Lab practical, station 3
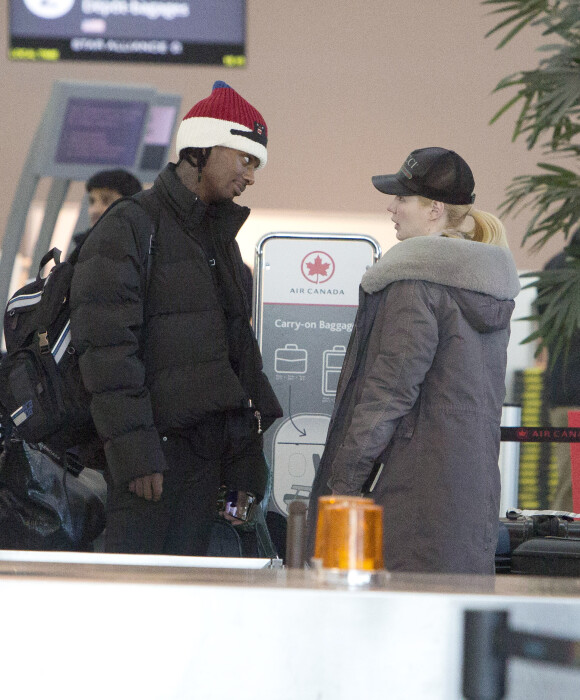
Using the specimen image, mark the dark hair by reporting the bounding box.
[179,147,212,179]
[85,169,142,197]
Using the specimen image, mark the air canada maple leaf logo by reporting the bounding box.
[301,251,335,284]
[517,429,528,439]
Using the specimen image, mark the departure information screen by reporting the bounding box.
[55,98,148,166]
[9,0,246,65]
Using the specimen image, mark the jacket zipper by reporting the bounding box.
[248,398,262,434]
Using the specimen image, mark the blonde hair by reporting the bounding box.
[418,197,509,248]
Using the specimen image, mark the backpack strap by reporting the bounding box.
[70,193,159,290]
[37,248,61,280]
[130,191,160,295]
[68,196,132,265]
[131,189,161,229]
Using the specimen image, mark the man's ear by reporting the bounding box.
[178,148,202,167]
[184,149,198,167]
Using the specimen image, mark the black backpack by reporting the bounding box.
[0,194,158,462]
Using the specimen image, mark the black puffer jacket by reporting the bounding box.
[70,164,281,486]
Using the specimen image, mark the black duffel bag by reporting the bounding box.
[0,438,106,551]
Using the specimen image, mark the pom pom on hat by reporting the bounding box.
[176,81,268,168]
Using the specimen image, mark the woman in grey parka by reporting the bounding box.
[308,147,520,574]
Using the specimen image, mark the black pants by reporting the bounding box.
[105,416,226,555]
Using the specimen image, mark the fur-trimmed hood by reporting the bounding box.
[361,236,521,300]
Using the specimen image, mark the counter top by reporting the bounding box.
[1,549,579,600]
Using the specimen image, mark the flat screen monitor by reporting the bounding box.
[34,81,181,182]
[55,97,148,166]
[9,0,246,65]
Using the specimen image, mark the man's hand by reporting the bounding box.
[129,473,163,501]
[219,510,245,526]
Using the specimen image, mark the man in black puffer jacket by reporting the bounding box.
[70,82,282,554]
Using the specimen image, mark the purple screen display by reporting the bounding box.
[55,98,148,166]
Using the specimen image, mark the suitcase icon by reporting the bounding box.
[274,344,308,374]
[322,345,346,396]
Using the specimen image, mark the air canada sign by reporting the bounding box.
[291,251,344,296]
[518,428,580,440]
[301,251,335,284]
[259,236,373,306]
[501,427,580,442]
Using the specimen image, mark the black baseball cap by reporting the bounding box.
[372,147,475,205]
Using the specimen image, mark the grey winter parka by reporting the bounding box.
[70,164,281,487]
[308,236,521,574]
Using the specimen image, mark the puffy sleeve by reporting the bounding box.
[329,280,440,494]
[70,202,167,486]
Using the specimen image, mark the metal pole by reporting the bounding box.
[30,178,71,273]
[499,404,522,516]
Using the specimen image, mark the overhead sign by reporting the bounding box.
[10,0,246,65]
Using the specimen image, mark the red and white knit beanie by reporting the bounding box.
[175,81,268,168]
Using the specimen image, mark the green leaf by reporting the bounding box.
[483,0,550,46]
[485,0,580,359]
[489,92,526,126]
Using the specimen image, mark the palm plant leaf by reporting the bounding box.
[498,163,580,249]
[484,0,580,359]
[490,46,580,149]
[484,0,549,48]
[520,261,580,365]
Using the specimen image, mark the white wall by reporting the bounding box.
[0,0,569,272]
